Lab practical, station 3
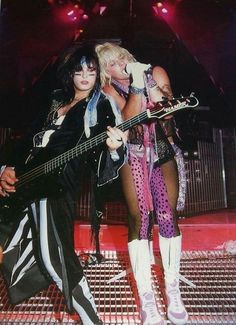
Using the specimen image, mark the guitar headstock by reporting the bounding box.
[149,93,199,119]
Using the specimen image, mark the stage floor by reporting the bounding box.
[0,209,236,324]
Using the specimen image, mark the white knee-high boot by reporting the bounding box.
[128,239,165,325]
[159,234,188,325]
[128,239,152,294]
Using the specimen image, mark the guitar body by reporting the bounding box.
[0,149,66,224]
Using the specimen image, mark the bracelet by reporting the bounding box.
[148,80,157,89]
[129,85,145,95]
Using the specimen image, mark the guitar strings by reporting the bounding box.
[16,111,149,188]
[16,97,197,189]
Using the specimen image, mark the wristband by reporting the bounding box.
[0,165,6,177]
[148,79,157,89]
[129,85,145,95]
[109,150,119,161]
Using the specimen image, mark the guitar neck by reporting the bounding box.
[17,94,198,188]
[17,110,149,189]
[45,109,149,169]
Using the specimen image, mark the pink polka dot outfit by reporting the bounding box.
[112,79,178,239]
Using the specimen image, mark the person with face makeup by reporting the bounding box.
[96,42,188,325]
[0,45,127,325]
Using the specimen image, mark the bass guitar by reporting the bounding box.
[0,94,199,221]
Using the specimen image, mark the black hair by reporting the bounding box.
[56,45,101,104]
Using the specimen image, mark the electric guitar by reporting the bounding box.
[0,94,199,221]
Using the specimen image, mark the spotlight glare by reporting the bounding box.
[67,10,74,16]
[152,6,159,15]
[82,14,89,20]
[162,7,168,14]
[157,2,163,8]
[99,6,107,15]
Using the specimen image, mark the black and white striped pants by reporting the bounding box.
[3,197,100,324]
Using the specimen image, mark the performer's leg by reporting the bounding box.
[0,246,2,264]
[120,163,164,325]
[148,212,156,265]
[3,212,36,283]
[150,161,188,325]
[2,203,51,304]
[39,198,102,325]
[171,144,187,212]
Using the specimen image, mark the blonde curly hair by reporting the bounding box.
[95,42,136,87]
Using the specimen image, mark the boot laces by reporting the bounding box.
[143,301,159,319]
[141,292,163,323]
[168,287,182,312]
[167,280,186,314]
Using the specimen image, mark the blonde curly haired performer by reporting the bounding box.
[96,42,188,325]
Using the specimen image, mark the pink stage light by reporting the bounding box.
[152,5,159,15]
[56,6,80,23]
[162,7,168,14]
[67,10,74,16]
[82,14,89,20]
[99,6,107,15]
[153,2,173,19]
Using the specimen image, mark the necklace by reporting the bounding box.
[111,79,129,94]
[112,78,150,106]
